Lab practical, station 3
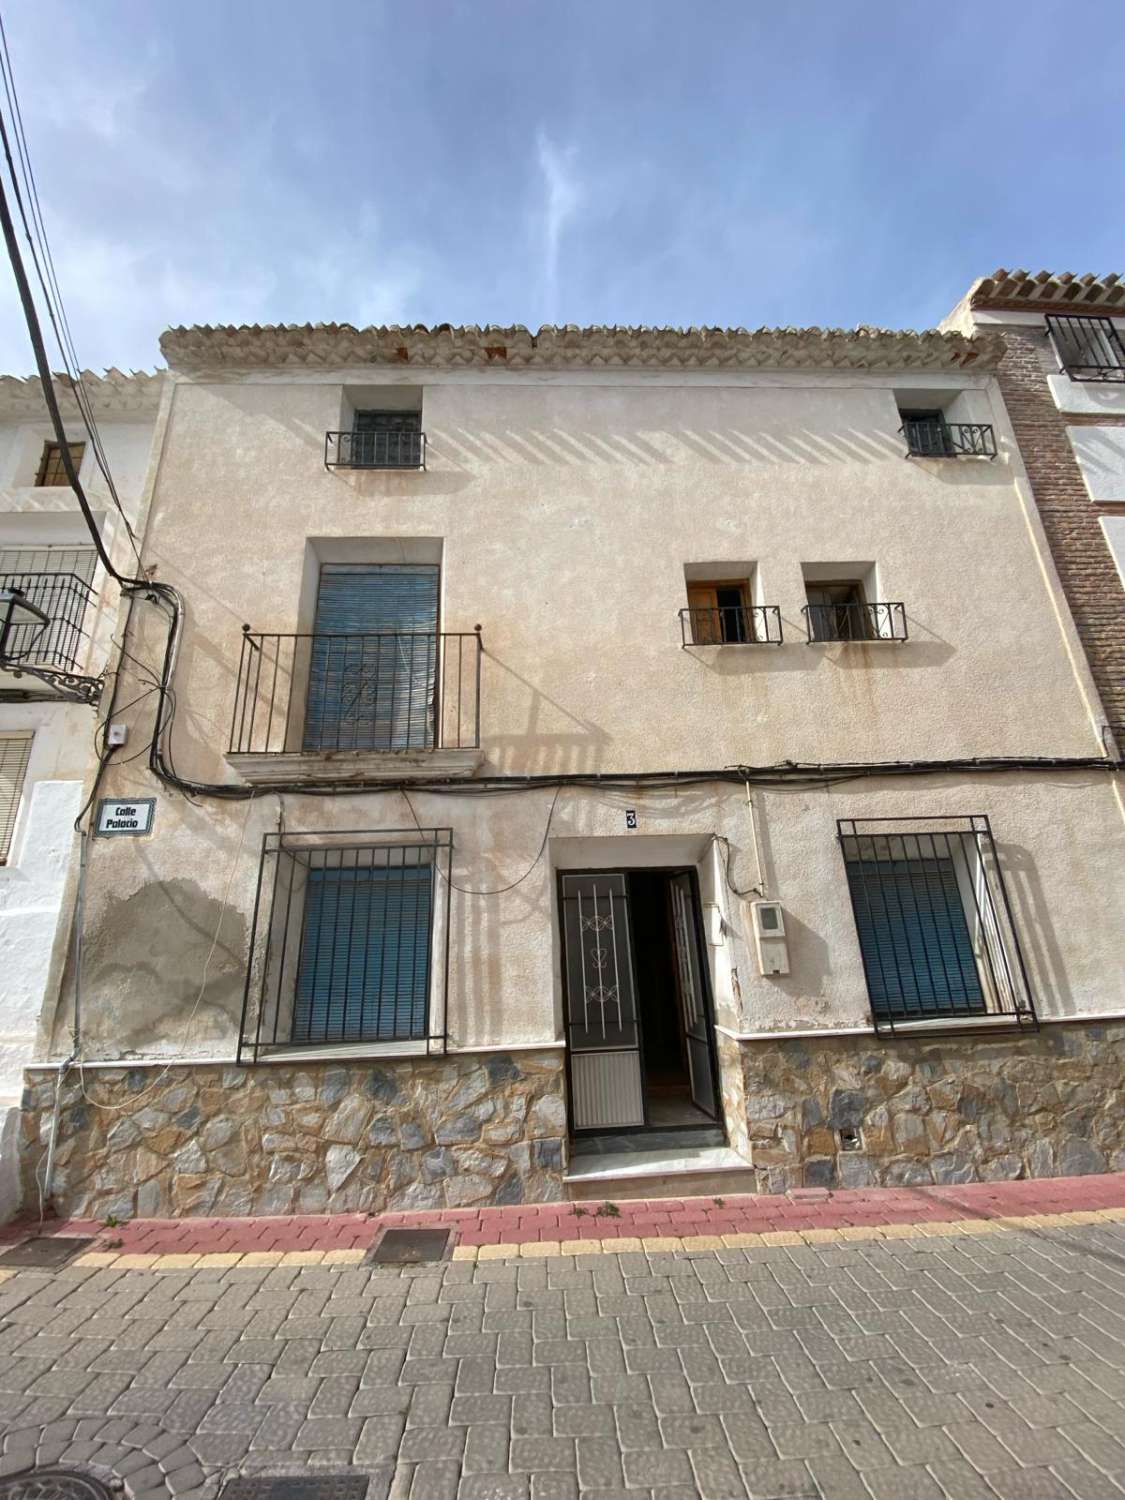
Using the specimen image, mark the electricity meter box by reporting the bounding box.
[748,900,790,976]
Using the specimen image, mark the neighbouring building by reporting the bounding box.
[944,270,1125,753]
[17,319,1125,1222]
[0,368,162,1218]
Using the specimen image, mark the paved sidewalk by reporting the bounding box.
[6,1173,1125,1265]
[1,1191,1125,1498]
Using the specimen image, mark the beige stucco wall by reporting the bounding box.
[34,363,1123,1069]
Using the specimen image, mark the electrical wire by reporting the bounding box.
[402,784,563,895]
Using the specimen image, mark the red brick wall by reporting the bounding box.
[994,327,1125,747]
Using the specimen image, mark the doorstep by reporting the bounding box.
[563,1143,758,1201]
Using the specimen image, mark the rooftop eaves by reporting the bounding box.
[159,321,1003,376]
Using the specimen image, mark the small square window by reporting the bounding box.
[0,734,33,864]
[35,441,85,488]
[804,579,870,641]
[685,579,752,644]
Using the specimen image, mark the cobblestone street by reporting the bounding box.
[2,1208,1125,1499]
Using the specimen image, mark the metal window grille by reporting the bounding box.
[325,413,426,470]
[0,734,32,863]
[35,441,85,487]
[0,547,98,671]
[802,600,907,642]
[900,417,996,459]
[1045,314,1125,382]
[838,816,1038,1036]
[679,604,783,645]
[238,828,453,1061]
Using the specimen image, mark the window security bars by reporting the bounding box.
[1045,314,1125,382]
[238,828,453,1061]
[838,816,1038,1036]
[230,628,482,755]
[0,572,96,672]
[679,604,783,645]
[901,418,997,459]
[0,735,32,863]
[803,601,907,643]
[325,429,427,470]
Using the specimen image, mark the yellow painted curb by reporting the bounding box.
[279,1250,325,1266]
[603,1237,644,1253]
[196,1252,246,1268]
[641,1237,683,1253]
[1101,1206,1125,1221]
[721,1232,765,1248]
[476,1244,514,1260]
[152,1253,201,1269]
[321,1248,367,1264]
[799,1228,842,1244]
[760,1230,803,1246]
[113,1253,159,1267]
[451,1246,479,1262]
[520,1241,561,1258]
[682,1235,726,1251]
[73,1251,122,1267]
[836,1226,883,1242]
[239,1250,286,1266]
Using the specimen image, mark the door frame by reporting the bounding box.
[558,863,724,1138]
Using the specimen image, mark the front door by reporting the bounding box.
[560,872,645,1130]
[667,872,719,1119]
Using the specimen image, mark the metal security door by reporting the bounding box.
[668,872,719,1118]
[560,873,645,1130]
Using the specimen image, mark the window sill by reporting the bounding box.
[226,746,483,785]
[872,1011,1038,1038]
[253,1039,438,1064]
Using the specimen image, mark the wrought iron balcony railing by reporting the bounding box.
[325,429,427,470]
[230,628,481,756]
[1045,313,1125,383]
[803,601,907,643]
[0,571,96,673]
[679,605,783,645]
[901,418,997,459]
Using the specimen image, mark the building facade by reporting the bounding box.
[17,321,1125,1222]
[0,368,161,1218]
[944,270,1125,752]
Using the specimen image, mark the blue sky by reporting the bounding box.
[1,0,1123,373]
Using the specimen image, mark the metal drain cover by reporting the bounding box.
[0,1237,93,1269]
[0,1469,116,1500]
[220,1479,368,1500]
[367,1227,454,1265]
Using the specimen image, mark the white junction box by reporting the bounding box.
[748,900,790,976]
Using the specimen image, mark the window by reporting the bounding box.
[35,441,85,488]
[804,579,870,641]
[899,409,955,458]
[1046,314,1125,383]
[685,580,752,644]
[0,734,32,864]
[838,816,1037,1034]
[239,828,452,1060]
[352,409,424,468]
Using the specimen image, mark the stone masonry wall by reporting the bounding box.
[741,1020,1125,1193]
[20,1050,566,1220]
[997,326,1125,745]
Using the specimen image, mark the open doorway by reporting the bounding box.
[560,867,723,1139]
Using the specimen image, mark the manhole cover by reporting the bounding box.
[0,1469,116,1500]
[0,1237,93,1269]
[366,1227,454,1265]
[220,1480,367,1500]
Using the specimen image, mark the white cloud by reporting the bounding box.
[534,132,582,324]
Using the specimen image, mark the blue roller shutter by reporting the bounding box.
[304,564,439,750]
[844,857,985,1021]
[292,862,433,1042]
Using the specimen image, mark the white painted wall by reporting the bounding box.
[0,395,160,1217]
[1102,516,1125,586]
[1068,426,1125,501]
[41,365,1123,1077]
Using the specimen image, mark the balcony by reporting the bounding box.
[227,627,482,784]
[803,601,907,643]
[0,571,96,680]
[679,604,783,645]
[901,418,996,459]
[324,429,427,470]
[1046,314,1125,383]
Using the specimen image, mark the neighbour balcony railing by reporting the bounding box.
[901,419,996,459]
[679,605,783,645]
[803,601,907,643]
[1045,314,1125,383]
[230,628,481,756]
[324,429,427,470]
[0,571,96,673]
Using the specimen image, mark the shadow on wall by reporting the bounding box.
[52,876,247,1057]
[481,649,610,776]
[996,837,1075,1016]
